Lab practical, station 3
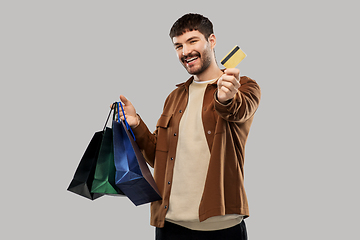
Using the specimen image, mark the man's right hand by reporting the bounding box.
[110,95,140,128]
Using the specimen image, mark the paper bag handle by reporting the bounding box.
[117,101,136,141]
[103,103,117,132]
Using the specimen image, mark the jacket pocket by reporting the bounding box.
[211,108,225,134]
[155,114,172,152]
[156,114,172,128]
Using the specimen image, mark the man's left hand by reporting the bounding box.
[217,68,241,104]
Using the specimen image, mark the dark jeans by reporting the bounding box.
[156,220,247,240]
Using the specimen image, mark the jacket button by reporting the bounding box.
[174,133,177,136]
[164,205,168,209]
[170,157,174,161]
[168,181,171,185]
[207,130,212,134]
[179,110,182,113]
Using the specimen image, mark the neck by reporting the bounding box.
[193,62,223,82]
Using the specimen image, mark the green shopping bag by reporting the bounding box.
[91,105,124,196]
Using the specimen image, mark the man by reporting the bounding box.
[117,13,260,240]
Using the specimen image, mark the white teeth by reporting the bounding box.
[186,57,198,63]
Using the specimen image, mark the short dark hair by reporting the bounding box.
[169,13,214,40]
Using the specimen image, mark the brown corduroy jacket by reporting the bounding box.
[132,75,261,228]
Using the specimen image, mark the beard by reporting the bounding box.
[181,47,212,76]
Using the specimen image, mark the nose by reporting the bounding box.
[182,44,192,57]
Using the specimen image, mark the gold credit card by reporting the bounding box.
[221,45,246,68]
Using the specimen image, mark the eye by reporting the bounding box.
[175,45,183,50]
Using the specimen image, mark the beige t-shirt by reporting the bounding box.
[165,79,243,231]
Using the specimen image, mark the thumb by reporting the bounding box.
[120,95,131,105]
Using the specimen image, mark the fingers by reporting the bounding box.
[217,69,241,103]
[222,68,240,87]
[224,68,240,80]
[111,103,126,122]
[117,109,126,121]
[110,100,119,108]
[218,74,240,92]
[219,83,236,94]
[110,95,137,124]
[110,96,131,108]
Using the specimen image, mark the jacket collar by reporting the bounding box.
[175,69,225,90]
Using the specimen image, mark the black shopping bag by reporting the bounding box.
[67,131,104,200]
[113,102,161,206]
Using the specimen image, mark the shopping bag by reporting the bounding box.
[67,131,104,200]
[113,102,161,206]
[91,105,125,196]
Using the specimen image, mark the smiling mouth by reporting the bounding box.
[185,56,198,64]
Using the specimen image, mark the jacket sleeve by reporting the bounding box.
[214,76,261,123]
[132,115,157,168]
[131,94,172,168]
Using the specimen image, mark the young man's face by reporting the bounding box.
[172,30,214,76]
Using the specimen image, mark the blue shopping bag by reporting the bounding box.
[112,102,162,206]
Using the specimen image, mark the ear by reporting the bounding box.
[208,34,216,50]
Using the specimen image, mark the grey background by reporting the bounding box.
[1,0,359,239]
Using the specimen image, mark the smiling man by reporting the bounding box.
[174,31,215,78]
[117,13,261,240]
